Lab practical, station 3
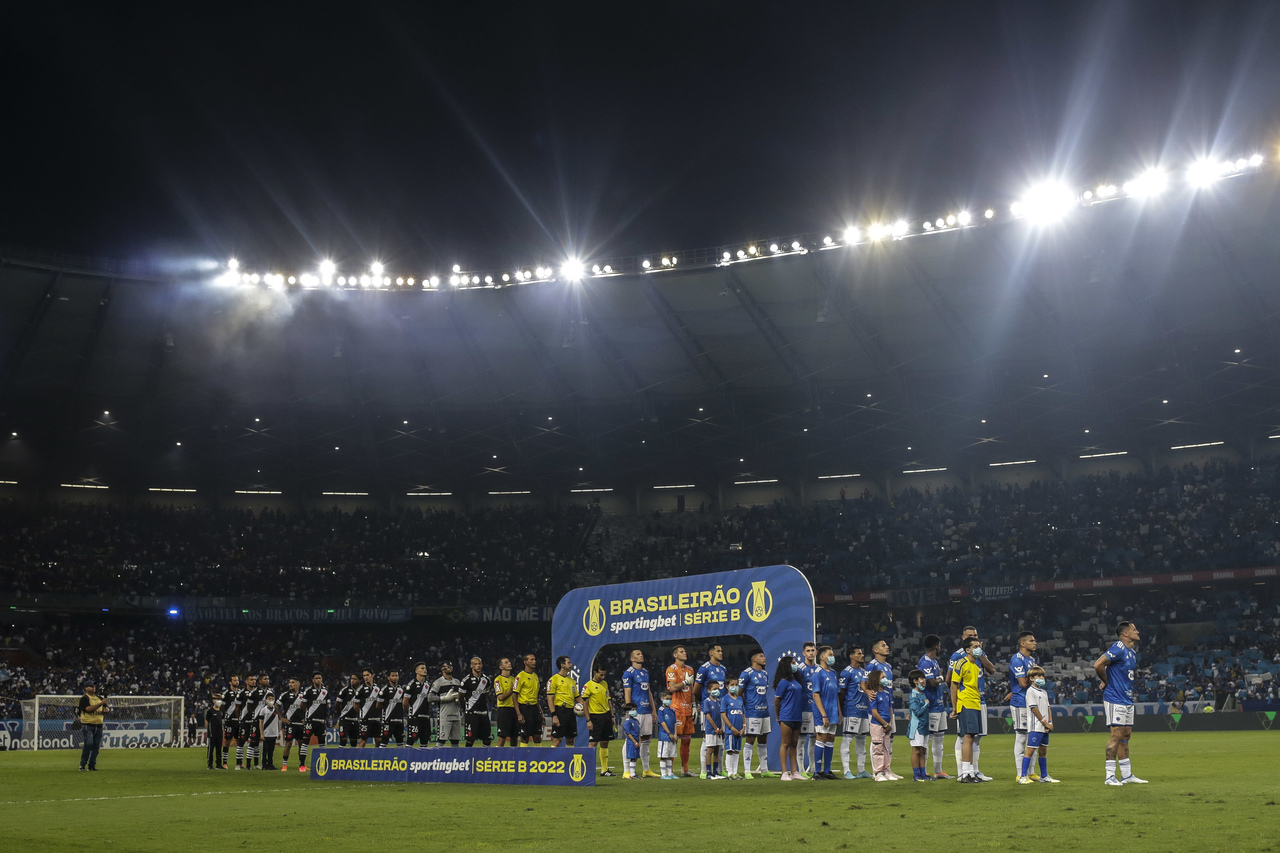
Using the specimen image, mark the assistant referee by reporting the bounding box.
[547,655,579,747]
[581,663,615,777]
[515,653,543,745]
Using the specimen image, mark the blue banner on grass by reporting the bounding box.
[309,746,595,786]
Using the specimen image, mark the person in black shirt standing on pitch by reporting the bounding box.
[355,669,380,747]
[403,663,432,747]
[297,671,329,774]
[240,674,266,769]
[335,674,360,747]
[278,678,307,772]
[460,657,494,747]
[205,693,226,769]
[222,675,243,770]
[377,669,406,747]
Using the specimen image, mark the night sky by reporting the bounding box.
[4,1,1279,272]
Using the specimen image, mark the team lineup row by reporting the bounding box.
[199,622,1146,786]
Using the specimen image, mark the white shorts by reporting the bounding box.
[801,711,814,734]
[636,713,654,737]
[658,740,677,759]
[1011,707,1029,733]
[703,732,721,748]
[745,716,771,736]
[909,731,927,748]
[843,716,870,735]
[1105,701,1134,728]
[816,723,838,736]
[928,711,948,734]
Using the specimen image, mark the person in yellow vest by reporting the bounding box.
[547,656,580,747]
[78,683,109,771]
[514,654,543,745]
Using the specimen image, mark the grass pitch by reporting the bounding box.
[2,733,1276,852]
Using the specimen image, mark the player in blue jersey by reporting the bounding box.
[948,626,996,780]
[700,680,726,780]
[739,648,775,778]
[721,676,746,778]
[656,692,678,779]
[622,649,659,778]
[1093,621,1147,785]
[918,635,948,779]
[798,640,820,777]
[1006,631,1038,780]
[810,645,841,779]
[839,646,872,779]
[694,643,727,778]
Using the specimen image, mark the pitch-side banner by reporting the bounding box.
[309,746,595,786]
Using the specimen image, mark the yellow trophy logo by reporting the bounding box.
[569,753,587,782]
[582,599,605,636]
[315,751,328,777]
[745,580,773,622]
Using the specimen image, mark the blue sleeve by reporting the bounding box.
[1103,642,1122,663]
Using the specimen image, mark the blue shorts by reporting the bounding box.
[957,708,984,736]
[723,733,742,752]
[1027,731,1050,749]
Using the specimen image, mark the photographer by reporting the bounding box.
[77,683,108,771]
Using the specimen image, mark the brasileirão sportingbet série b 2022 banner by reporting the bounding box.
[309,746,595,786]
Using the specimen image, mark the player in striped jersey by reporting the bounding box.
[354,669,379,747]
[277,677,307,772]
[403,663,432,746]
[297,671,328,773]
[376,669,405,747]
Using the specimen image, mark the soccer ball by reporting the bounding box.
[574,701,586,717]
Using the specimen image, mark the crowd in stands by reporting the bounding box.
[4,459,1278,610]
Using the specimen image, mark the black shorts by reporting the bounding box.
[247,726,262,744]
[551,707,578,740]
[359,719,379,740]
[284,722,306,743]
[304,720,326,743]
[408,716,432,744]
[495,707,518,740]
[340,719,360,743]
[382,719,405,741]
[518,704,543,738]
[588,713,615,743]
[465,713,492,742]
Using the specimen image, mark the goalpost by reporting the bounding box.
[17,695,185,751]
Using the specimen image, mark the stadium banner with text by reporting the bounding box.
[552,565,815,771]
[308,746,594,786]
[184,607,411,623]
[418,605,555,623]
[8,719,176,750]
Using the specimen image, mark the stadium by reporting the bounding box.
[4,3,1280,851]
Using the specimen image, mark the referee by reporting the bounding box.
[547,655,579,747]
[77,683,108,771]
[581,664,615,776]
[515,653,543,745]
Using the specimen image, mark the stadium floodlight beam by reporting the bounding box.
[560,259,585,281]
[957,210,971,225]
[1187,158,1226,188]
[1016,180,1076,223]
[1249,153,1263,167]
[867,223,886,241]
[843,227,859,243]
[319,259,336,277]
[890,219,909,238]
[370,261,384,276]
[228,258,240,270]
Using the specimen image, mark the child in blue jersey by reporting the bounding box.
[656,692,678,780]
[701,681,725,780]
[907,669,930,781]
[621,703,641,779]
[721,677,746,778]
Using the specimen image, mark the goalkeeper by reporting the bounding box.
[429,662,464,746]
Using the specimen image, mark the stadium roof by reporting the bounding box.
[2,170,1279,498]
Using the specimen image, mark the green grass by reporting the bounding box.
[2,733,1277,851]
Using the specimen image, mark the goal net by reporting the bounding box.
[16,695,185,750]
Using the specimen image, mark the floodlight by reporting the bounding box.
[670,256,677,265]
[1122,168,1167,199]
[396,277,404,285]
[736,250,745,258]
[430,276,440,287]
[502,273,510,282]
[337,276,347,285]
[749,245,758,254]
[936,218,945,228]
[407,277,415,285]
[957,210,971,225]
[791,241,800,250]
[471,276,480,285]
[484,275,493,284]
[288,276,297,285]
[770,243,780,252]
[946,215,956,226]
[1016,181,1076,223]
[822,236,832,245]
[891,220,909,237]
[591,265,600,274]
[228,258,240,270]
[603,265,612,273]
[923,221,933,230]
[661,257,671,266]
[1096,184,1117,198]
[452,264,461,273]
[561,259,585,280]
[867,223,886,241]
[320,259,336,276]
[1187,158,1225,188]
[1235,158,1248,170]
[250,273,261,283]
[450,275,460,286]
[1249,153,1263,167]
[642,259,651,269]
[371,262,384,275]
[722,252,731,260]
[842,227,858,243]
[984,209,995,219]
